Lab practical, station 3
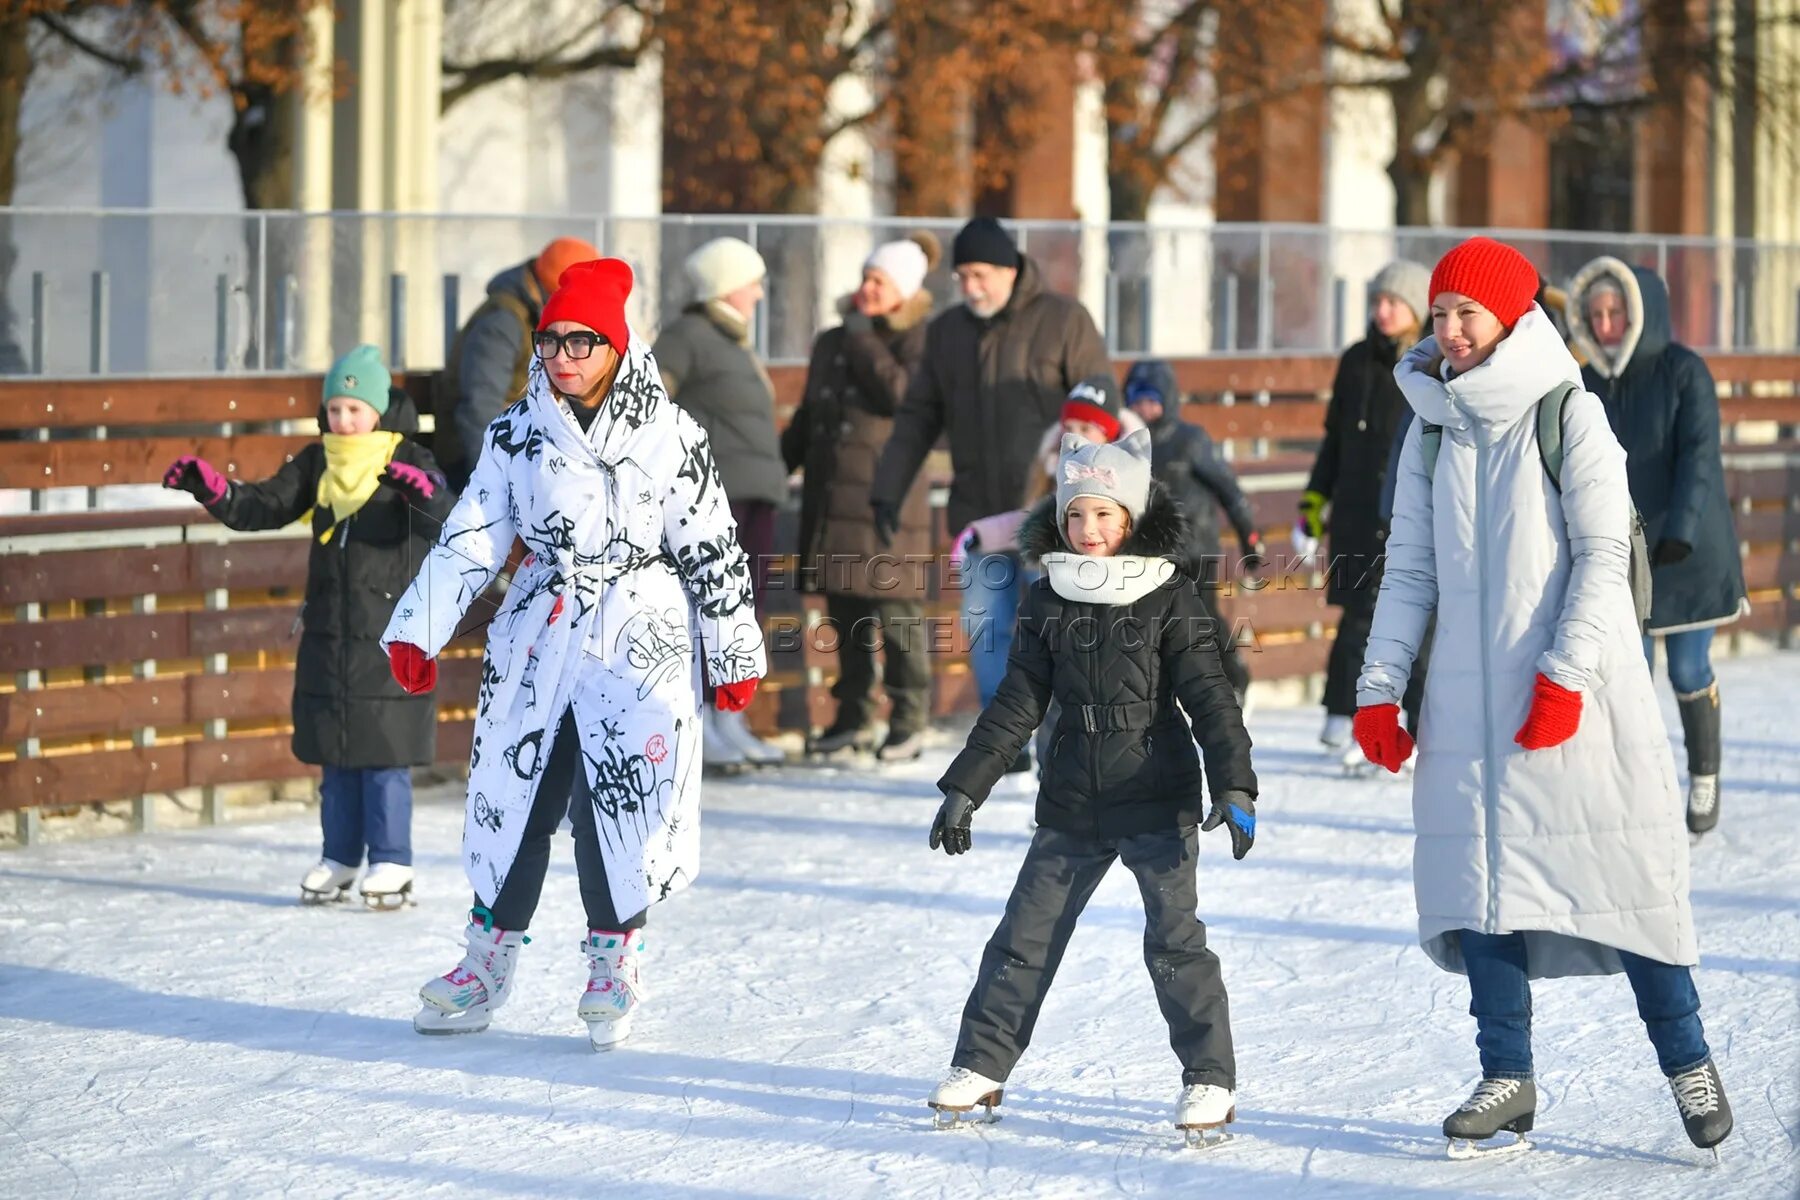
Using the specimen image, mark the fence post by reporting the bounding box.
[746,220,769,362]
[1794,286,1800,349]
[29,272,45,374]
[215,274,231,372]
[389,273,408,370]
[1221,275,1240,353]
[1256,226,1272,353]
[274,275,297,369]
[442,273,460,365]
[89,271,109,374]
[1105,274,1119,356]
[255,211,269,371]
[1332,276,1347,347]
[1734,279,1751,348]
[1711,282,1723,347]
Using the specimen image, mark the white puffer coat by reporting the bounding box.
[1359,308,1695,979]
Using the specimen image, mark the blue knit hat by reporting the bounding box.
[322,344,391,416]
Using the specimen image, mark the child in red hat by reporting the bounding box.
[383,256,767,1051]
[1354,237,1732,1157]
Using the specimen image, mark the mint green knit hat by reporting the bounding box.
[322,344,391,416]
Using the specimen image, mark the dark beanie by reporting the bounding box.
[1062,375,1123,443]
[952,217,1020,270]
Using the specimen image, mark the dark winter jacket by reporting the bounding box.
[1568,260,1747,635]
[438,261,545,489]
[1307,328,1415,604]
[1122,359,1258,580]
[205,389,452,768]
[782,290,935,598]
[654,305,788,507]
[939,488,1257,836]
[871,256,1110,537]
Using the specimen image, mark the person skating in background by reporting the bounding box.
[163,345,451,908]
[783,233,940,762]
[383,259,766,1050]
[1297,260,1431,766]
[1357,237,1732,1158]
[871,216,1109,782]
[437,236,600,492]
[924,429,1257,1148]
[1122,359,1263,712]
[655,236,787,768]
[1567,256,1749,836]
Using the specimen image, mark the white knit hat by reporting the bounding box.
[685,237,767,301]
[863,239,929,298]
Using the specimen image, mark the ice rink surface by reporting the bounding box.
[2,653,1796,1199]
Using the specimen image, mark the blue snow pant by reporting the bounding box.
[319,766,413,867]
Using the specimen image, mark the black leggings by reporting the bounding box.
[480,709,647,933]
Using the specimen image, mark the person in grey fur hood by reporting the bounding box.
[922,428,1258,1144]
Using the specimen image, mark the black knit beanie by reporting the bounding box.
[952,217,1020,270]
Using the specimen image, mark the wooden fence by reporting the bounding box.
[2,355,1795,830]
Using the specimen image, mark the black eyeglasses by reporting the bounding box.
[533,330,607,361]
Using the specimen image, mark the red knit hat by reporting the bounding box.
[537,258,633,351]
[1428,237,1541,329]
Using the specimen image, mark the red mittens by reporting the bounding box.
[714,679,758,712]
[1514,673,1582,750]
[388,642,438,695]
[1353,703,1415,773]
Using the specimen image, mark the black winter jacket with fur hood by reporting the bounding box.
[939,485,1257,836]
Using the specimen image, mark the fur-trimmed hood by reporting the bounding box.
[834,285,935,334]
[1017,482,1197,604]
[1566,256,1670,379]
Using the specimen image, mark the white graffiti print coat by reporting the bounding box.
[382,333,766,917]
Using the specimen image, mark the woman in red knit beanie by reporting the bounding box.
[1351,236,1733,1157]
[381,256,768,1051]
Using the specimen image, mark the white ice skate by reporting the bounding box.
[359,862,415,911]
[1175,1083,1237,1149]
[928,1066,1004,1128]
[579,929,646,1051]
[1319,713,1352,749]
[415,913,529,1035]
[702,709,748,773]
[299,859,357,905]
[718,708,784,765]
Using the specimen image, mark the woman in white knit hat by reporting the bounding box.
[782,233,942,761]
[654,237,786,767]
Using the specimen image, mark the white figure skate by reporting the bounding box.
[579,929,646,1051]
[718,708,784,765]
[1175,1083,1237,1149]
[415,913,529,1035]
[928,1066,1004,1128]
[299,859,357,905]
[359,862,415,911]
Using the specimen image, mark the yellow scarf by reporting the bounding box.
[309,431,403,543]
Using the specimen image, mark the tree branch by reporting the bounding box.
[33,11,144,75]
[442,40,645,112]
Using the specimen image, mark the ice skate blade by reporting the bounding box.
[298,887,350,906]
[929,1099,1002,1129]
[1446,1132,1529,1160]
[1180,1128,1235,1151]
[585,1014,634,1052]
[361,887,415,912]
[413,1004,491,1036]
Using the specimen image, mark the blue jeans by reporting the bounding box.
[962,550,1028,708]
[319,766,413,867]
[1460,930,1710,1079]
[1644,628,1716,696]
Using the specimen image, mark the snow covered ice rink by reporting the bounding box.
[1,653,1796,1199]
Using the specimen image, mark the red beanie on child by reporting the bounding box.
[537,258,633,352]
[1427,237,1541,329]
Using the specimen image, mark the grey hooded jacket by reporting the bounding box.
[1359,307,1696,979]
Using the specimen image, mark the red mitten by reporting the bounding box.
[1353,703,1415,773]
[388,642,437,695]
[1514,673,1581,750]
[714,679,758,712]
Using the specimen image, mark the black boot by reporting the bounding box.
[876,689,929,763]
[1677,683,1722,834]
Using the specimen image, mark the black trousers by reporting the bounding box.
[953,825,1235,1090]
[1324,591,1431,733]
[1197,585,1249,696]
[824,593,933,734]
[481,709,646,933]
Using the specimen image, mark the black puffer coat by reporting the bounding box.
[1307,328,1414,604]
[204,389,453,768]
[1568,259,1747,634]
[939,488,1257,836]
[1122,359,1258,576]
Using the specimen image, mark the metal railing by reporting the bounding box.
[2,207,1798,377]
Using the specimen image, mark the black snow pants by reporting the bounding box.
[1325,590,1431,735]
[952,825,1235,1090]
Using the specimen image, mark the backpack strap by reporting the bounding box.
[1420,423,1442,478]
[1536,382,1580,493]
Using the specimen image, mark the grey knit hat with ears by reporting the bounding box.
[1368,259,1432,327]
[1056,426,1154,531]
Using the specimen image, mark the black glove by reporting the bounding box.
[871,499,901,549]
[1653,538,1693,566]
[929,787,976,856]
[1201,789,1256,861]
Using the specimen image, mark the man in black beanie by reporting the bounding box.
[870,215,1109,774]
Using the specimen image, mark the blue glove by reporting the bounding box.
[1201,789,1256,860]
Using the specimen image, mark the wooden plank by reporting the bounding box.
[185,733,315,789]
[1170,356,1338,396]
[0,677,187,741]
[187,669,296,723]
[1240,636,1332,680]
[0,544,194,606]
[0,611,189,672]
[1721,397,1800,424]
[0,434,312,490]
[1704,354,1800,386]
[190,539,310,591]
[1183,401,1329,442]
[0,745,185,810]
[436,718,474,764]
[189,605,302,656]
[0,508,207,539]
[0,376,325,431]
[1742,550,1800,593]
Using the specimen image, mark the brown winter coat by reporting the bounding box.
[870,255,1110,537]
[782,289,935,598]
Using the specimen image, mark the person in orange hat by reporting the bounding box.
[436,235,600,490]
[383,257,767,1052]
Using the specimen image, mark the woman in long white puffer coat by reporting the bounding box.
[1353,238,1732,1155]
[382,258,766,1048]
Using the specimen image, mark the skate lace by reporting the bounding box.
[1458,1079,1521,1114]
[1689,777,1719,816]
[584,937,644,1001]
[1671,1066,1719,1118]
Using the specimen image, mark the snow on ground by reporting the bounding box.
[1,653,1796,1200]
